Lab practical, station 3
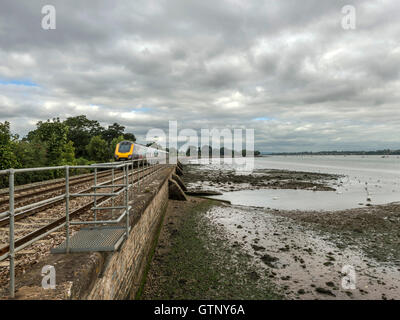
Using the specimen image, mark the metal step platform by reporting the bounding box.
[51,226,127,254]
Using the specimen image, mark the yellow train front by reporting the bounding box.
[115,141,143,161]
[114,141,168,162]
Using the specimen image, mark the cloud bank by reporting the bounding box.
[0,0,399,151]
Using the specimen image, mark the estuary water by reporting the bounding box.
[188,155,400,211]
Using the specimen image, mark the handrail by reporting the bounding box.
[0,156,166,298]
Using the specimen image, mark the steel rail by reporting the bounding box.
[0,169,113,197]
[0,170,113,207]
[0,164,164,258]
[0,166,143,228]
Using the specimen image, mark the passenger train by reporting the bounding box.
[114,141,168,162]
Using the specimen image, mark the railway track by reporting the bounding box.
[0,164,161,258]
[0,169,114,210]
[0,170,127,228]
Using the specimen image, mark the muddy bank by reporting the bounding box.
[142,164,399,300]
[205,205,400,300]
[140,197,400,300]
[272,202,400,264]
[140,198,282,299]
[183,164,340,193]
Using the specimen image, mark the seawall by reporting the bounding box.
[10,165,179,300]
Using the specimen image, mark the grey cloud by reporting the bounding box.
[0,0,399,152]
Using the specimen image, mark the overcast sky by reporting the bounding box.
[0,0,399,152]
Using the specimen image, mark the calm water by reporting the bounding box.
[188,155,400,211]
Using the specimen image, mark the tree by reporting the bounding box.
[64,115,103,158]
[0,121,19,170]
[185,146,197,157]
[28,118,71,166]
[102,123,125,143]
[86,136,109,162]
[15,140,47,169]
[14,139,50,184]
[0,121,19,187]
[199,145,212,158]
[62,141,76,164]
[123,132,136,142]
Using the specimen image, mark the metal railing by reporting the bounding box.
[0,156,166,298]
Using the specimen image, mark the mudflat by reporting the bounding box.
[141,164,400,300]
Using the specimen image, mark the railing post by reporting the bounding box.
[112,167,115,216]
[65,166,70,253]
[9,169,15,298]
[138,160,140,192]
[131,160,134,188]
[125,163,129,239]
[94,168,97,222]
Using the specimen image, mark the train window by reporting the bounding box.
[118,142,132,153]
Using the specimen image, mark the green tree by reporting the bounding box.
[123,132,136,142]
[28,118,70,166]
[64,115,103,158]
[62,141,76,164]
[14,139,50,184]
[86,136,109,162]
[102,123,125,143]
[0,121,19,170]
[0,121,19,187]
[15,139,47,169]
[186,146,197,157]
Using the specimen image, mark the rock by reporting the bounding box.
[297,289,305,295]
[260,254,279,267]
[185,190,223,196]
[251,244,265,252]
[248,271,260,280]
[315,287,336,297]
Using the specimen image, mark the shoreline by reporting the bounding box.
[141,164,400,300]
[141,197,282,299]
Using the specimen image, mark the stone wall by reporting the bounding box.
[8,166,175,300]
[87,171,170,299]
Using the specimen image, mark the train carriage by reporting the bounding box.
[114,141,167,163]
